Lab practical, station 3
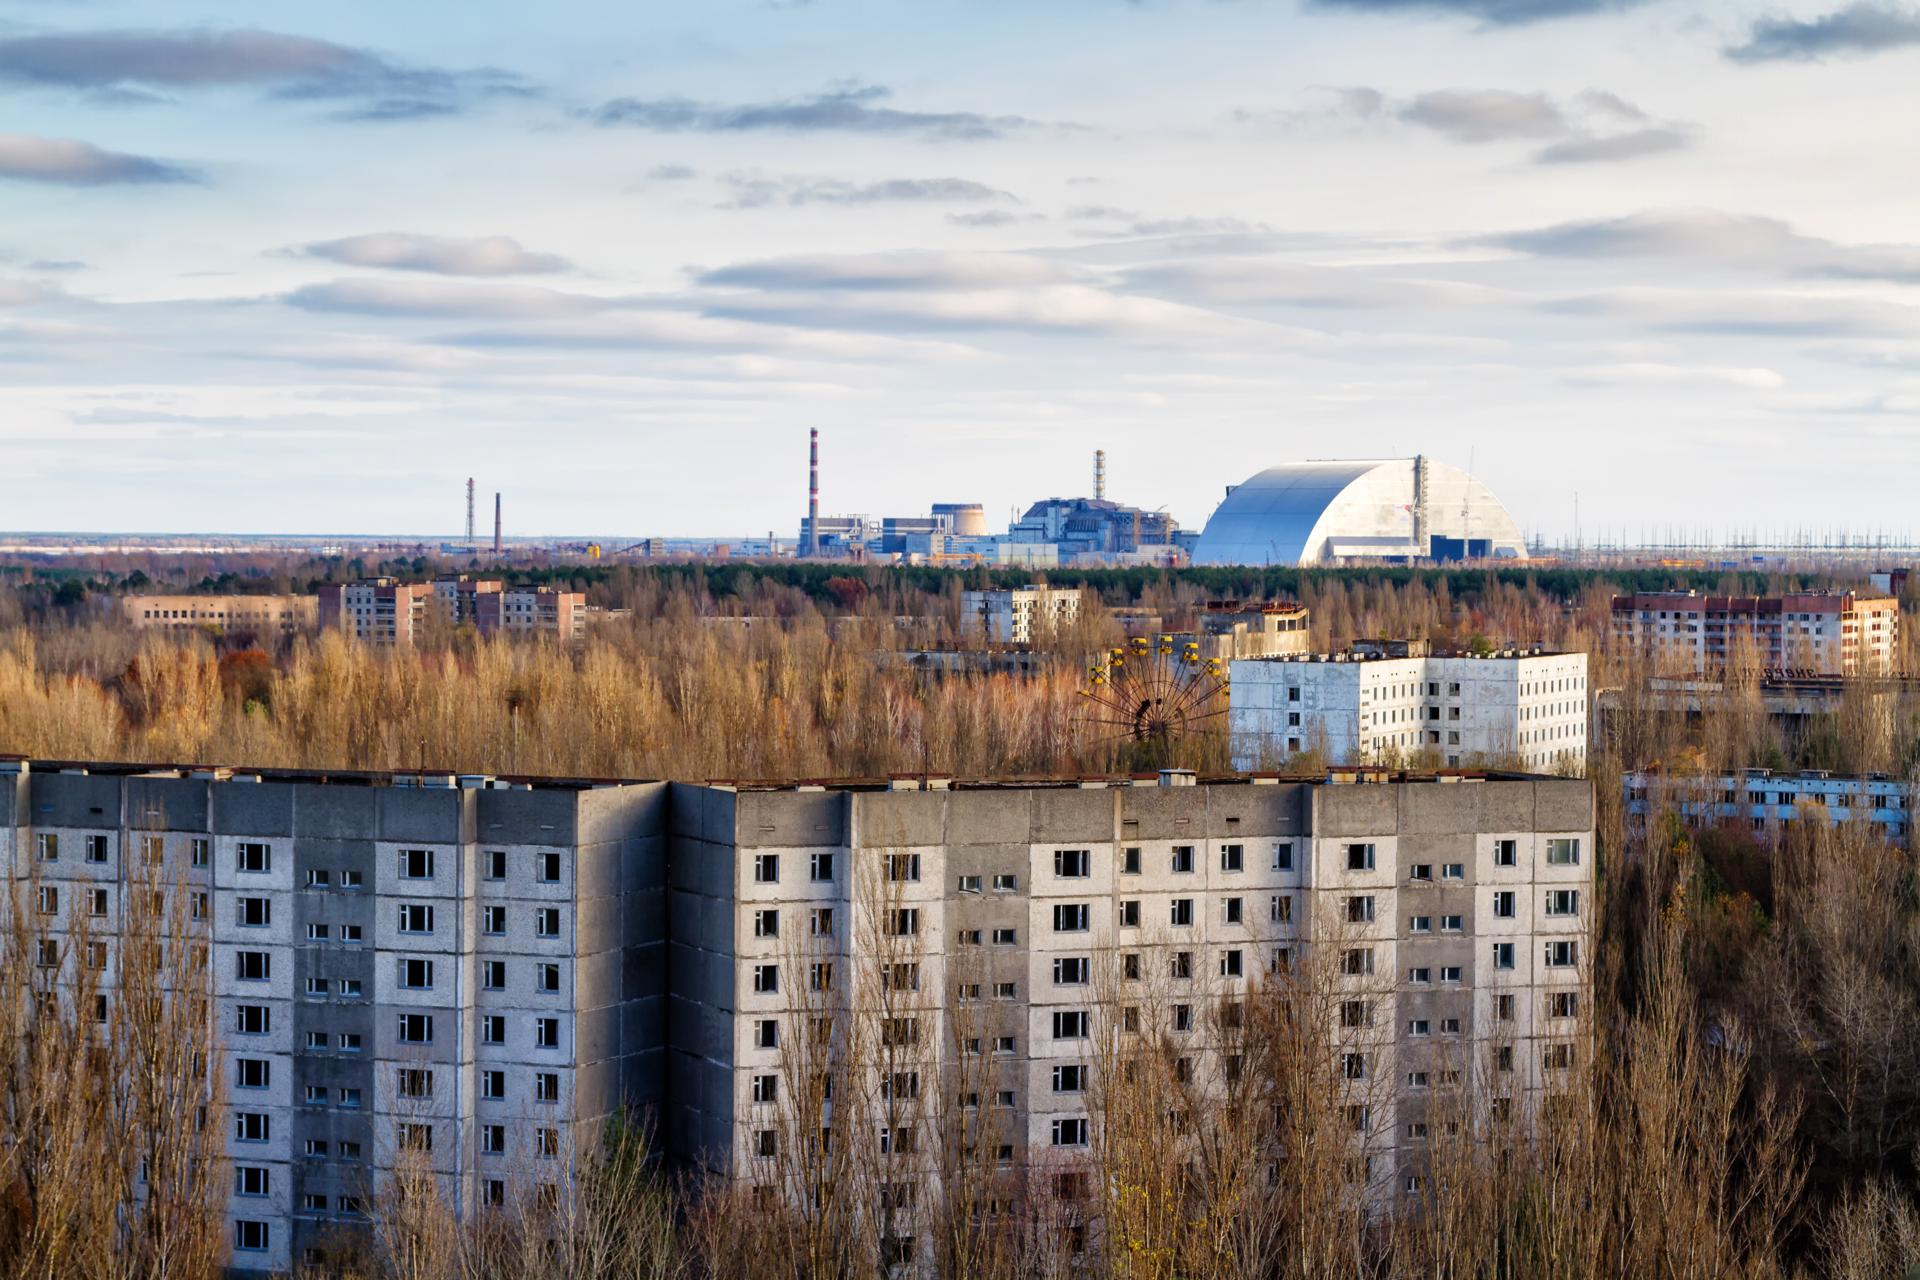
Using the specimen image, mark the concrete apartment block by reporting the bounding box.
[1230,645,1589,773]
[123,594,318,636]
[0,759,1590,1267]
[1610,591,1899,677]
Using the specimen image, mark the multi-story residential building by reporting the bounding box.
[1194,600,1313,661]
[1609,591,1899,676]
[1624,767,1912,842]
[431,574,502,625]
[3,760,1591,1270]
[317,579,434,646]
[960,585,1084,645]
[123,595,318,636]
[0,759,664,1276]
[475,586,588,641]
[1229,642,1589,772]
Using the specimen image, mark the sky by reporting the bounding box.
[4,0,1920,542]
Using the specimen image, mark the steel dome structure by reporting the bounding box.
[1191,457,1528,567]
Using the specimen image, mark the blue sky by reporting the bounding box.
[4,0,1920,540]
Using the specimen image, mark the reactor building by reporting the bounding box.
[1191,457,1528,567]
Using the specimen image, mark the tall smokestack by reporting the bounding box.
[493,492,502,556]
[1094,449,1106,502]
[466,478,475,543]
[806,428,820,558]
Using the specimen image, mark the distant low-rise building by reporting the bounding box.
[1195,600,1313,661]
[317,579,433,645]
[1624,767,1912,842]
[1230,642,1589,771]
[124,595,317,636]
[320,578,585,644]
[961,585,1084,645]
[1609,591,1899,676]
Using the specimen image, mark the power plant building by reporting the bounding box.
[1192,458,1528,567]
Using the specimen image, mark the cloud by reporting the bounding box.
[0,28,535,120]
[292,233,570,276]
[593,82,1043,140]
[1066,205,1274,238]
[702,285,1242,340]
[1544,288,1920,338]
[1490,209,1816,262]
[1398,90,1568,141]
[1727,2,1920,61]
[1533,127,1689,163]
[947,209,1046,228]
[698,252,1075,292]
[1306,0,1645,24]
[0,279,63,306]
[1119,260,1505,310]
[0,131,197,184]
[283,278,601,318]
[646,164,697,181]
[719,173,1016,208]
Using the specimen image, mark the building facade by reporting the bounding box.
[960,586,1085,645]
[1229,645,1589,772]
[1624,767,1912,842]
[3,761,1591,1270]
[124,595,318,636]
[317,579,434,646]
[1609,591,1900,676]
[474,586,588,641]
[319,578,587,644]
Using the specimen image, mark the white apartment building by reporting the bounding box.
[1609,591,1900,676]
[1625,767,1913,842]
[960,585,1084,645]
[1229,643,1589,772]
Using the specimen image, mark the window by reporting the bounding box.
[1171,845,1195,874]
[1222,896,1244,925]
[882,1018,919,1047]
[235,951,270,982]
[1170,951,1193,979]
[235,1058,271,1090]
[1493,891,1516,919]
[886,853,920,883]
[1052,1010,1089,1039]
[539,962,561,993]
[1052,956,1090,985]
[1408,966,1431,984]
[1341,1053,1368,1080]
[398,958,434,990]
[1494,839,1518,867]
[992,927,1017,946]
[1272,841,1295,871]
[1544,940,1578,968]
[754,909,779,938]
[397,1068,433,1100]
[482,1123,506,1154]
[398,1013,434,1044]
[1121,847,1141,874]
[190,837,209,868]
[1546,889,1580,916]
[234,1221,270,1253]
[399,1124,433,1153]
[886,908,919,936]
[1052,1117,1089,1147]
[339,1032,361,1052]
[340,978,363,998]
[1547,838,1581,866]
[237,842,271,873]
[751,1074,777,1104]
[1052,903,1089,932]
[1493,942,1516,970]
[482,1015,505,1045]
[306,923,331,941]
[1345,895,1375,923]
[753,964,779,994]
[957,874,982,894]
[399,848,433,879]
[1119,900,1140,928]
[536,1072,560,1103]
[1543,1042,1574,1071]
[1346,843,1375,871]
[1410,915,1432,933]
[1054,849,1089,878]
[536,1017,559,1048]
[753,1019,779,1050]
[235,1004,269,1035]
[305,1140,329,1157]
[809,908,833,937]
[481,1070,506,1101]
[1496,1047,1514,1073]
[1409,1018,1430,1036]
[809,852,834,881]
[36,833,57,862]
[1170,898,1194,927]
[1441,914,1463,932]
[1495,994,1516,1021]
[753,854,779,884]
[810,962,833,991]
[340,869,363,889]
[1341,948,1374,976]
[89,834,114,864]
[398,903,435,934]
[1441,863,1465,881]
[1220,949,1244,978]
[1440,965,1462,983]
[87,888,108,918]
[884,962,920,992]
[1220,844,1244,872]
[306,977,330,997]
[482,960,506,990]
[36,886,58,916]
[234,1112,270,1143]
[483,905,507,934]
[1053,1064,1085,1093]
[485,849,507,880]
[1550,991,1579,1019]
[1271,894,1293,924]
[1410,863,1432,881]
[539,852,562,883]
[992,873,1018,892]
[304,1084,328,1105]
[536,908,560,938]
[1340,999,1371,1029]
[994,1035,1016,1055]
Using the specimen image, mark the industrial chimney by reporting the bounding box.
[806,428,820,558]
[493,492,502,556]
[1094,449,1106,502]
[465,478,475,543]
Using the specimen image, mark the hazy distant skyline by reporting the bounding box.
[5,0,1920,541]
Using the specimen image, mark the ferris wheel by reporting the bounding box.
[1075,635,1230,751]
